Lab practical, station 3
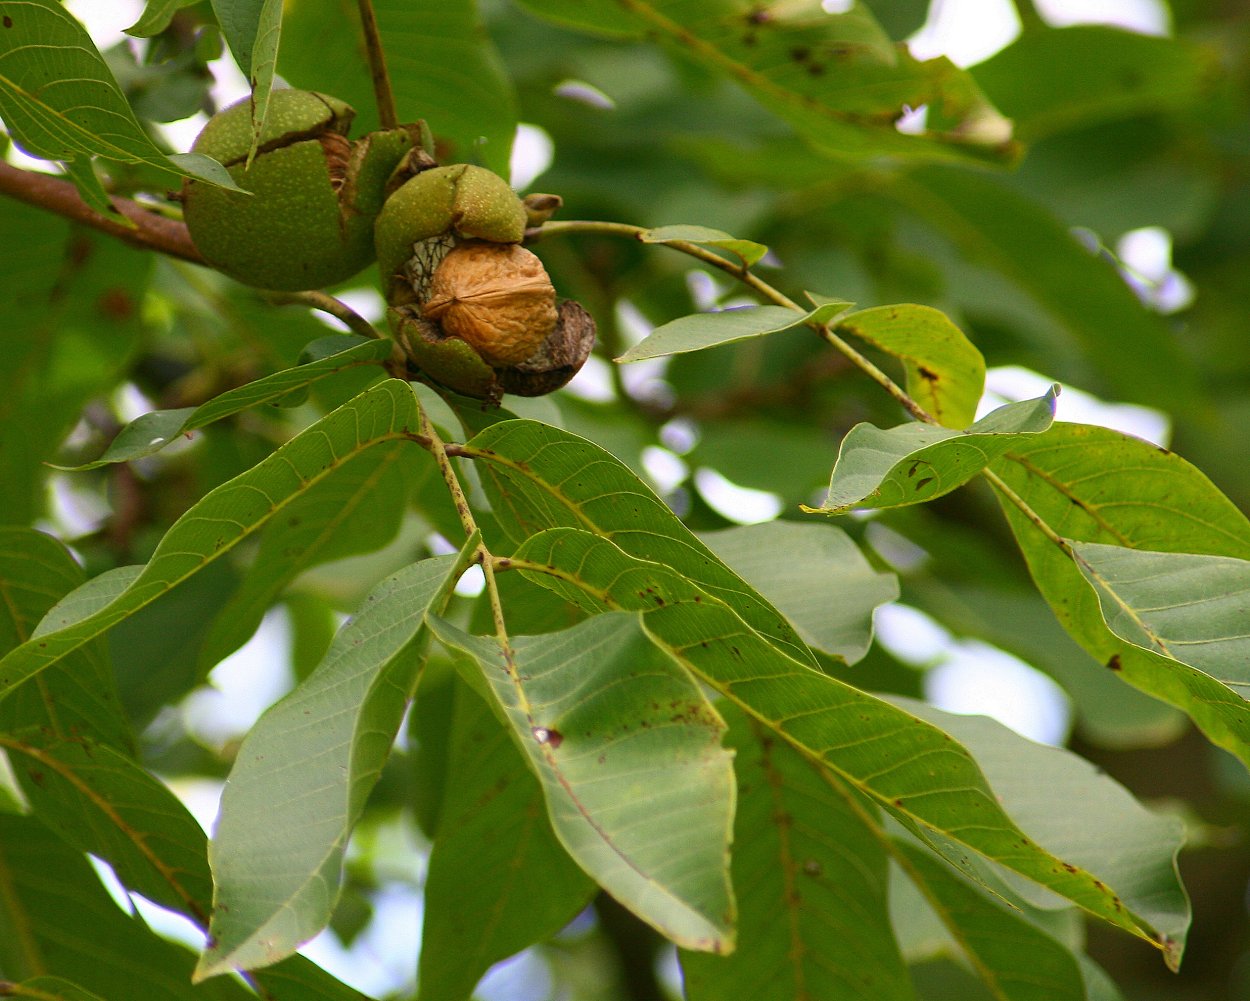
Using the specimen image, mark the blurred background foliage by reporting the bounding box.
[3,0,1250,998]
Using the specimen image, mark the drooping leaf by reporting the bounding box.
[974,25,1223,141]
[510,526,1170,954]
[429,612,737,954]
[616,301,848,364]
[640,225,770,267]
[209,0,282,157]
[1,732,213,926]
[0,529,131,752]
[892,838,1089,1001]
[806,390,1057,516]
[0,814,251,1000]
[833,302,985,429]
[0,0,239,186]
[251,956,376,1000]
[63,336,392,470]
[991,423,1250,768]
[126,0,203,38]
[681,704,913,1001]
[700,521,898,664]
[462,419,815,667]
[513,0,1016,164]
[196,548,473,980]
[0,379,422,701]
[416,673,595,1001]
[279,0,516,174]
[897,697,1189,967]
[1074,542,1250,698]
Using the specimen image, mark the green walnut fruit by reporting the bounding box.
[183,89,419,290]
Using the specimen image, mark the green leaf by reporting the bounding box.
[209,0,282,157]
[463,419,815,667]
[807,390,1057,516]
[0,379,421,702]
[974,25,1223,140]
[62,336,392,470]
[1,732,213,925]
[681,704,912,1001]
[514,0,1016,164]
[1074,542,1250,697]
[0,529,131,752]
[196,548,473,980]
[892,839,1090,1001]
[251,956,375,1000]
[416,674,595,1001]
[700,521,898,664]
[640,224,770,267]
[510,527,1170,953]
[616,301,848,364]
[126,0,203,38]
[991,423,1250,769]
[0,0,240,187]
[60,158,132,226]
[0,814,252,1000]
[429,612,737,954]
[834,303,985,429]
[196,441,414,671]
[279,0,516,174]
[897,698,1189,967]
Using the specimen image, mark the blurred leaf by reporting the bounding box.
[126,0,203,38]
[514,0,1016,164]
[280,0,516,174]
[974,25,1223,140]
[641,224,770,266]
[2,732,213,924]
[617,301,848,363]
[992,423,1250,768]
[0,529,131,752]
[0,814,251,1000]
[430,612,737,953]
[0,976,107,1000]
[701,521,898,663]
[681,704,912,1001]
[834,303,985,429]
[64,336,391,470]
[0,0,239,186]
[0,379,422,701]
[897,168,1202,415]
[1075,542,1250,696]
[197,548,473,979]
[416,673,595,1001]
[806,390,1057,516]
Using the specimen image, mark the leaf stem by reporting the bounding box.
[982,467,1072,555]
[356,0,398,129]
[531,219,934,423]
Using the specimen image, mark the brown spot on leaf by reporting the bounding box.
[2,15,12,28]
[1106,654,1122,671]
[918,365,939,383]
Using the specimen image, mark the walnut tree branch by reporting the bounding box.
[0,161,204,264]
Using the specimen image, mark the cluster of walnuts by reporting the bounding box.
[182,89,595,401]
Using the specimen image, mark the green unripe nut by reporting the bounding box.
[183,90,418,291]
[374,164,528,304]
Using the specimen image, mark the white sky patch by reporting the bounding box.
[908,0,1021,67]
[562,353,616,403]
[181,608,294,749]
[1117,226,1195,314]
[694,468,783,525]
[476,947,555,1001]
[510,123,554,191]
[300,882,424,997]
[641,445,688,494]
[1034,0,1170,34]
[977,365,1172,447]
[455,563,486,597]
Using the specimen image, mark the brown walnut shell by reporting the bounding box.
[421,241,558,367]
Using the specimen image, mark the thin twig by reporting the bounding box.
[982,468,1072,554]
[531,219,935,423]
[0,161,204,264]
[356,0,398,129]
[264,290,382,340]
